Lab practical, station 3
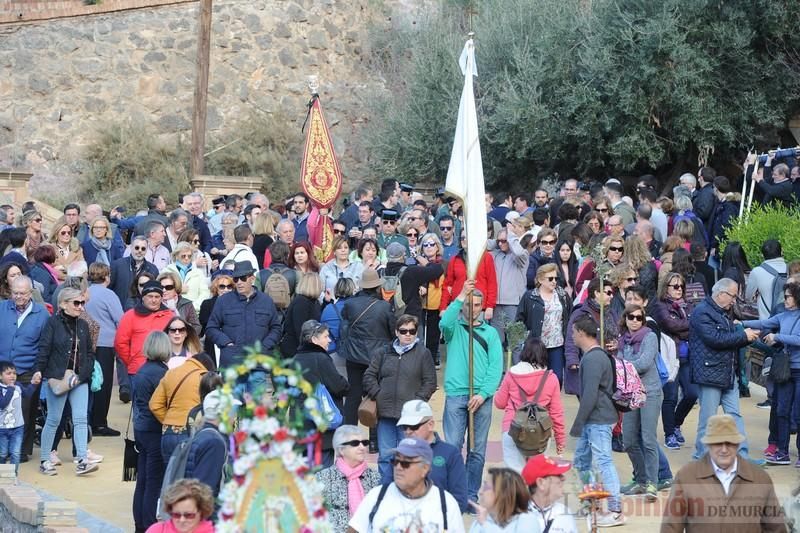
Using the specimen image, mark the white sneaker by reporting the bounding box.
[73,450,104,464]
[49,451,62,466]
[75,459,99,476]
[596,512,626,528]
[39,460,58,476]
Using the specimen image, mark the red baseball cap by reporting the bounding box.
[521,454,572,486]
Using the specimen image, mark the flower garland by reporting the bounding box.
[215,349,333,532]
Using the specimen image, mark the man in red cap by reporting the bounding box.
[522,454,578,533]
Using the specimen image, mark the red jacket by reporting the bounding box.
[439,252,497,311]
[114,307,175,374]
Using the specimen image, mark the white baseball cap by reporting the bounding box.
[396,399,434,427]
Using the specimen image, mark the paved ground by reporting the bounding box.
[16,373,800,532]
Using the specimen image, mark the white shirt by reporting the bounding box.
[349,482,465,533]
[710,456,738,495]
[221,244,259,272]
[529,500,577,533]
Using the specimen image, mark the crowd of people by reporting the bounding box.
[0,165,794,531]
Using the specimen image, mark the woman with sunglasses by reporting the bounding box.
[617,303,661,501]
[146,478,215,533]
[22,209,45,262]
[517,264,572,388]
[563,276,619,396]
[157,271,201,335]
[653,272,693,450]
[315,424,382,532]
[163,242,211,313]
[177,228,215,279]
[404,227,420,263]
[526,228,559,290]
[198,273,234,356]
[363,314,437,480]
[469,467,539,531]
[417,233,445,367]
[80,216,120,267]
[608,263,640,318]
[292,320,349,467]
[573,235,626,299]
[163,316,202,369]
[592,195,614,223]
[49,217,84,282]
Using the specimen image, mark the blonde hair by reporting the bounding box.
[253,211,274,236]
[157,271,183,294]
[296,272,324,299]
[535,263,558,287]
[48,217,80,252]
[623,235,652,269]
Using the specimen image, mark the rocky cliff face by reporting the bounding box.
[0,0,427,196]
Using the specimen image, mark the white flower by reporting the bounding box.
[288,375,298,386]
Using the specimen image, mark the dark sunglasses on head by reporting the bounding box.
[218,283,233,290]
[626,313,644,322]
[71,300,86,307]
[342,439,369,448]
[170,512,197,520]
[608,246,624,252]
[161,284,175,291]
[397,328,417,335]
[168,327,187,334]
[391,457,423,469]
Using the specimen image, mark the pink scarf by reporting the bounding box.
[42,262,61,284]
[336,457,368,516]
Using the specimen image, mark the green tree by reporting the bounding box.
[365,0,800,190]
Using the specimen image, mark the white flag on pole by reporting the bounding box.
[445,38,486,280]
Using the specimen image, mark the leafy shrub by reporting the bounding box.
[720,203,800,264]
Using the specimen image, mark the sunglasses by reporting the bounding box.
[218,283,233,290]
[496,239,508,244]
[71,300,86,307]
[540,239,556,245]
[626,277,638,282]
[391,458,423,469]
[233,275,250,282]
[333,229,345,235]
[608,246,624,252]
[382,220,396,225]
[603,289,614,296]
[169,512,198,520]
[192,239,200,244]
[168,327,187,334]
[161,284,175,291]
[133,246,146,251]
[440,226,453,231]
[402,420,428,432]
[342,439,369,448]
[669,284,685,290]
[397,328,417,335]
[422,242,437,248]
[596,208,608,213]
[406,233,418,238]
[545,276,557,282]
[626,313,644,322]
[32,218,42,223]
[59,230,71,236]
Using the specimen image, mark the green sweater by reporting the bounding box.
[440,299,503,399]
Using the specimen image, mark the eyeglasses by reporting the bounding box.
[218,283,233,290]
[233,275,250,282]
[71,300,86,307]
[422,242,437,248]
[192,239,200,245]
[669,284,685,290]
[722,291,737,299]
[603,289,614,296]
[626,277,638,282]
[178,254,192,259]
[391,458,423,469]
[496,239,508,244]
[540,239,555,245]
[161,284,175,291]
[596,208,608,213]
[133,246,146,251]
[31,218,42,223]
[342,439,369,447]
[626,313,644,322]
[168,327,187,334]
[406,233,418,238]
[402,420,428,431]
[608,246,624,252]
[59,230,71,236]
[382,220,396,225]
[397,328,417,335]
[440,226,453,231]
[333,229,345,235]
[407,216,419,221]
[545,276,557,282]
[169,512,198,520]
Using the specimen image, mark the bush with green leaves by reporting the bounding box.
[720,203,800,265]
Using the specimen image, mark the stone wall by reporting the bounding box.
[0,0,428,199]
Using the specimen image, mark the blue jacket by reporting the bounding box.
[320,298,346,353]
[0,300,50,373]
[109,256,159,307]
[184,423,228,498]
[689,296,750,389]
[743,309,800,369]
[81,235,124,266]
[205,289,282,367]
[132,360,168,433]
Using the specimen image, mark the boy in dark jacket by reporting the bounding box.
[183,390,229,500]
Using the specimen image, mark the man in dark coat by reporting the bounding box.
[693,166,718,236]
[108,236,159,307]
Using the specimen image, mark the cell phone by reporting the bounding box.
[114,205,127,213]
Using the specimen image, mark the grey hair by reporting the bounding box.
[131,234,147,245]
[332,425,364,457]
[186,192,204,202]
[11,275,32,291]
[168,209,190,224]
[57,287,83,307]
[711,278,738,298]
[143,331,171,363]
[300,320,328,345]
[276,219,293,232]
[679,173,697,188]
[674,195,693,213]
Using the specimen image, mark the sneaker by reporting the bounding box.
[612,434,624,453]
[766,452,791,465]
[75,459,99,476]
[596,511,626,527]
[434,359,441,370]
[764,443,778,456]
[764,450,778,463]
[49,450,62,466]
[621,482,645,496]
[665,434,681,450]
[756,399,771,409]
[39,460,57,476]
[644,483,658,502]
[673,427,685,444]
[657,478,673,491]
[73,450,103,464]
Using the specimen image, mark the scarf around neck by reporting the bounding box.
[620,326,651,355]
[336,457,368,516]
[90,236,112,265]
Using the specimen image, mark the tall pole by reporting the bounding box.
[746,157,760,214]
[739,152,752,218]
[468,288,475,451]
[190,0,213,178]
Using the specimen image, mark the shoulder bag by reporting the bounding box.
[769,315,800,384]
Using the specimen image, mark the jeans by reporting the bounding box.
[376,417,406,480]
[443,394,493,502]
[630,439,673,482]
[623,389,663,485]
[573,424,621,513]
[674,361,698,428]
[694,381,749,459]
[40,382,89,462]
[91,346,116,429]
[501,431,528,473]
[16,370,40,457]
[344,361,369,425]
[661,380,678,438]
[0,426,24,474]
[161,427,189,464]
[132,429,164,531]
[547,346,565,388]
[772,369,800,454]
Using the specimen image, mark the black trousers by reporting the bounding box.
[344,360,368,425]
[17,370,41,457]
[91,346,116,428]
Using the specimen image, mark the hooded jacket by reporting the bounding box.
[709,193,741,251]
[114,303,174,374]
[439,252,497,312]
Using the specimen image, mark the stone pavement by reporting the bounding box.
[15,374,799,532]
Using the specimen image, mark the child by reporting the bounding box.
[0,361,39,476]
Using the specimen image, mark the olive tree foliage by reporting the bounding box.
[364,0,800,189]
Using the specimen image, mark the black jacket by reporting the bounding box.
[292,342,349,450]
[384,261,444,319]
[340,292,396,366]
[363,341,437,419]
[36,312,95,383]
[757,177,794,207]
[689,296,749,389]
[709,196,740,251]
[132,360,168,433]
[693,182,717,232]
[280,295,322,357]
[199,296,217,355]
[515,287,572,340]
[109,256,159,307]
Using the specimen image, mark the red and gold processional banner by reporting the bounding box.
[301,94,343,263]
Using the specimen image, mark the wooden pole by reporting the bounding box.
[468,288,475,451]
[190,0,213,178]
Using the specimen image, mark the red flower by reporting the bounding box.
[254,405,267,419]
[234,431,247,445]
[313,507,327,518]
[296,464,309,476]
[273,428,289,442]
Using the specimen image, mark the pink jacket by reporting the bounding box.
[493,365,566,450]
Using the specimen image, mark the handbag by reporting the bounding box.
[90,360,103,393]
[48,332,81,396]
[315,382,343,430]
[358,397,378,428]
[123,406,138,482]
[769,315,800,384]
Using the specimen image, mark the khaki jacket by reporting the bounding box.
[148,357,206,428]
[661,454,787,533]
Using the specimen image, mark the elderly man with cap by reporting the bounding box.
[376,209,408,252]
[385,400,468,512]
[205,261,282,383]
[523,454,578,533]
[661,414,786,533]
[383,242,444,320]
[348,436,465,533]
